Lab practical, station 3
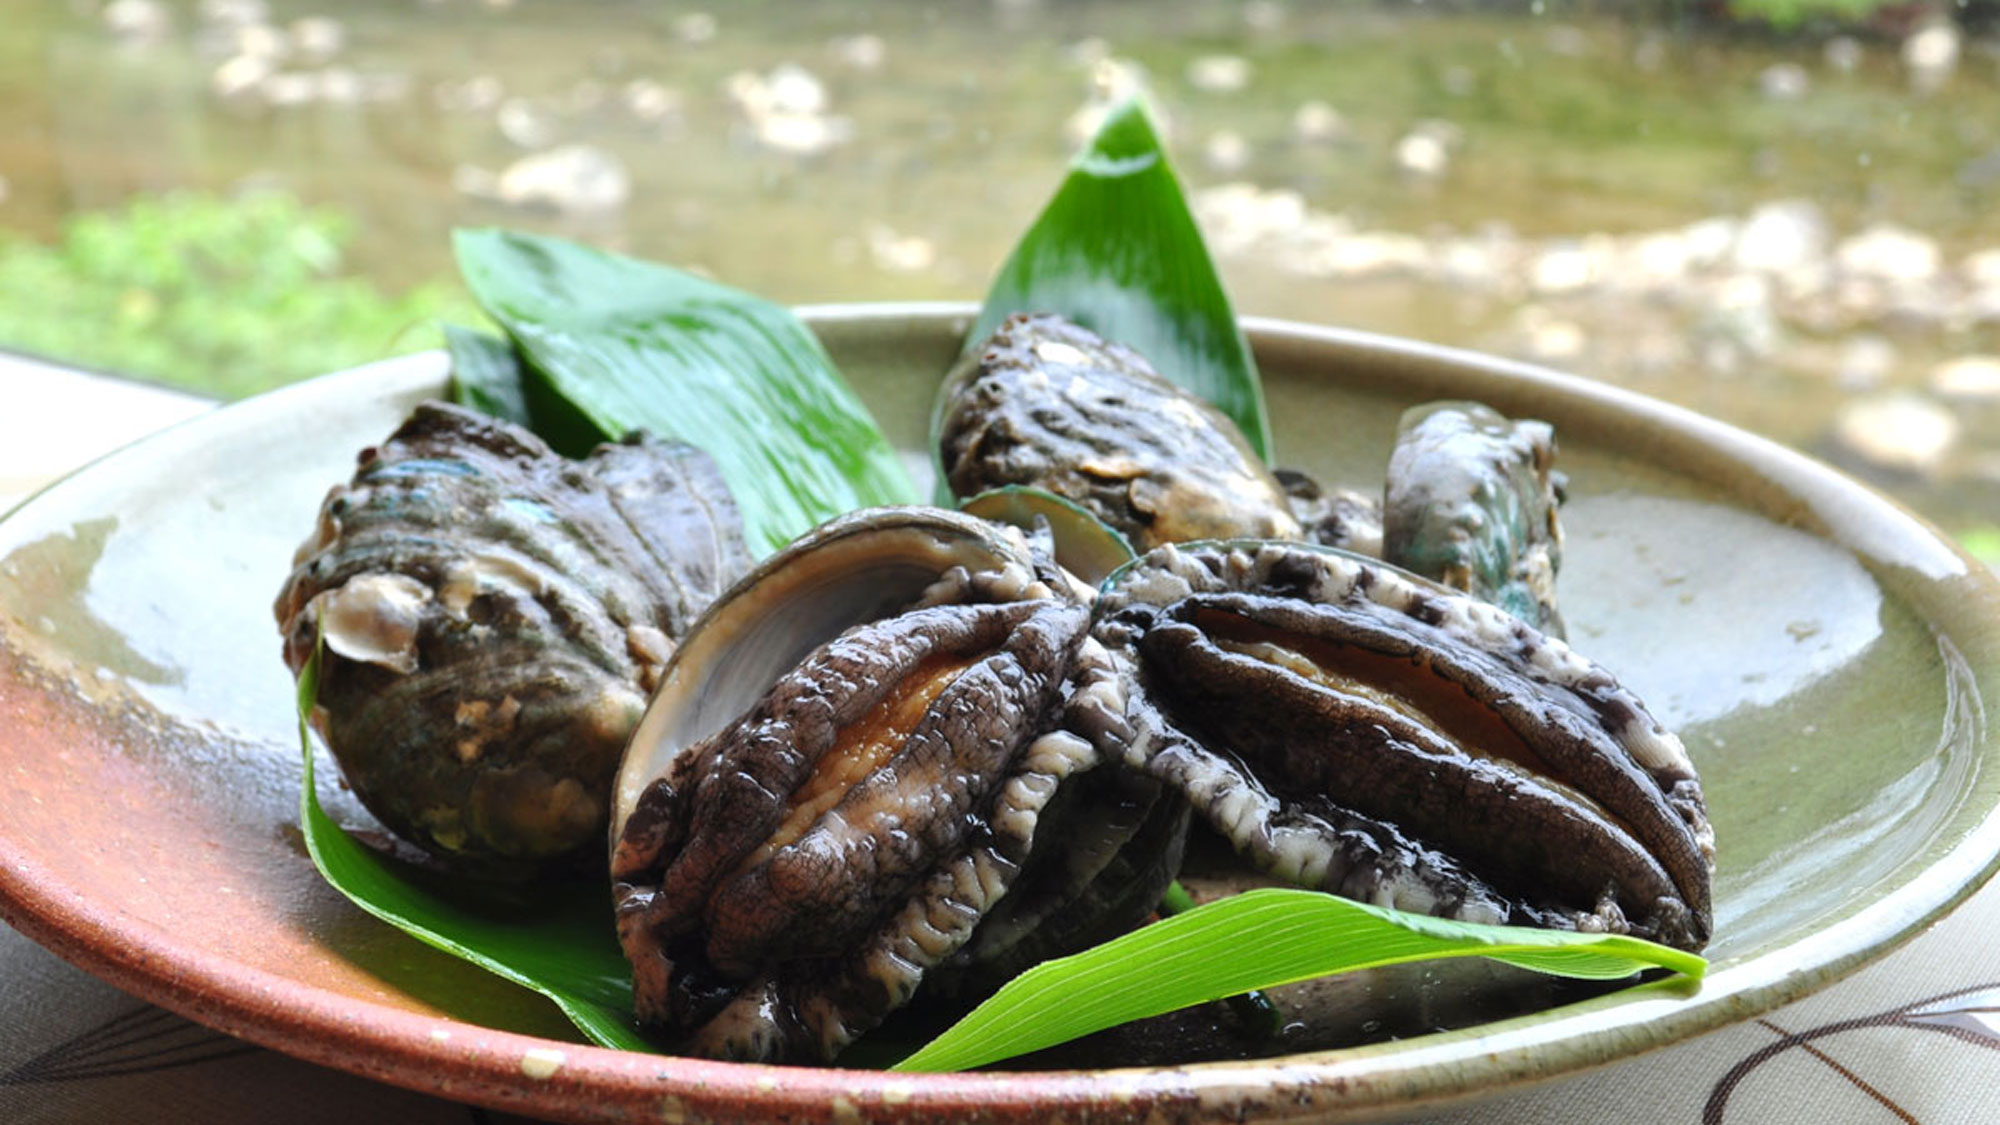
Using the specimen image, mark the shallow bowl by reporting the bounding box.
[2,305,1997,1122]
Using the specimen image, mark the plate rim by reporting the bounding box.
[2,303,1997,1122]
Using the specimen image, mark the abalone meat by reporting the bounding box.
[610,507,1183,1061]
[1090,539,1713,951]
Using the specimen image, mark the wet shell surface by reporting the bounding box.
[1273,467,1384,556]
[274,400,751,878]
[936,314,1301,551]
[1090,539,1714,952]
[609,507,1182,1062]
[1382,401,1568,636]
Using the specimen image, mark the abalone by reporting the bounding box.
[1089,539,1713,951]
[610,507,1183,1062]
[1382,401,1567,636]
[275,401,751,879]
[936,314,1301,550]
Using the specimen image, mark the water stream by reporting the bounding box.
[5,0,1997,537]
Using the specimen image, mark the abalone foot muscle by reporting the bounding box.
[1091,540,1714,952]
[609,507,1188,1062]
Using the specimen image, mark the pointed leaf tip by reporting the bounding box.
[892,888,1705,1072]
[965,93,1273,461]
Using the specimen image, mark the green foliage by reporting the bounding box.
[1727,0,1899,30]
[1962,524,2000,569]
[454,228,919,556]
[0,192,473,399]
[964,98,1273,462]
[443,323,534,434]
[892,887,1705,1072]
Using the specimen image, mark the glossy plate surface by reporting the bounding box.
[2,306,1997,1122]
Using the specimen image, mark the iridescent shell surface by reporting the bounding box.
[937,314,1300,551]
[275,401,750,878]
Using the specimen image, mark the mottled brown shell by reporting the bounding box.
[937,314,1300,551]
[1382,401,1567,636]
[274,401,751,879]
[609,507,1183,1063]
[1273,468,1384,556]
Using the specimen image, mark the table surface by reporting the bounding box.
[3,351,1997,1125]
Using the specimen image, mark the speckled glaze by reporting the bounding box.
[2,306,1998,1123]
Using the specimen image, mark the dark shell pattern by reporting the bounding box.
[1089,540,1713,951]
[936,313,1302,551]
[281,314,1715,1067]
[609,508,1180,1061]
[597,317,1716,1064]
[275,401,751,878]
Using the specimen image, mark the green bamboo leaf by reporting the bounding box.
[455,228,919,555]
[295,629,649,1053]
[443,321,620,460]
[891,887,1706,1073]
[967,96,1273,460]
[444,323,533,431]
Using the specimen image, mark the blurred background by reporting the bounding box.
[3,0,1996,558]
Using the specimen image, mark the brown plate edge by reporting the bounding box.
[0,305,1994,1123]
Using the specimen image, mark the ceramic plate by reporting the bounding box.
[2,306,1997,1122]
